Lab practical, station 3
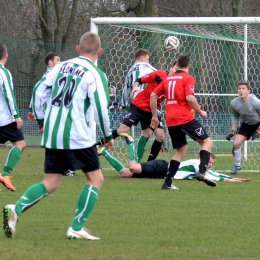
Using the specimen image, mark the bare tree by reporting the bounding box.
[1,0,260,45]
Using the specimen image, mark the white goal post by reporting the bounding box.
[90,17,260,172]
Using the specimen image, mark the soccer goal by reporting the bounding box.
[91,17,260,172]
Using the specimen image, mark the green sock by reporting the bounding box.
[71,185,99,231]
[128,141,135,161]
[102,149,125,173]
[136,136,149,163]
[2,146,22,176]
[15,182,48,216]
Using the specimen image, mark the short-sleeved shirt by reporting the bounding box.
[153,70,195,127]
[132,70,167,112]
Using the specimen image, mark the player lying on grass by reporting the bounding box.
[97,147,251,189]
[96,60,178,163]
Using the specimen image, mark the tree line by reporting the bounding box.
[0,0,258,45]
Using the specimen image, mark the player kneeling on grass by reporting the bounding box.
[97,147,251,189]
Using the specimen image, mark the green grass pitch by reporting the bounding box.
[0,147,260,260]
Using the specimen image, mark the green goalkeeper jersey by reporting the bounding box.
[33,56,112,150]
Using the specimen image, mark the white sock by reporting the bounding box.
[233,148,241,166]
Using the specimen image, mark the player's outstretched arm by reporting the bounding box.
[224,177,252,182]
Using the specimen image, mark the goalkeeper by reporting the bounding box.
[97,147,251,188]
[226,81,260,174]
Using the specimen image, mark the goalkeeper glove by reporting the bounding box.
[226,133,234,141]
[251,128,260,141]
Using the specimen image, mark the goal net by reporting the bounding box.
[91,17,260,172]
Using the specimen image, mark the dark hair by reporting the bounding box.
[168,61,177,71]
[177,53,190,68]
[170,60,177,68]
[44,52,59,66]
[238,80,250,90]
[134,49,150,60]
[0,42,7,60]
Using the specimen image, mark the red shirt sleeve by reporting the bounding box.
[140,71,157,84]
[184,75,196,96]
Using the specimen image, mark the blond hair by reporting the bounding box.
[79,32,101,55]
[134,49,150,61]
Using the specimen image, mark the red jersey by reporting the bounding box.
[132,70,167,112]
[153,70,196,126]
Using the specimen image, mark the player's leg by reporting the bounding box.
[3,176,50,238]
[136,111,154,162]
[162,126,186,189]
[183,120,216,187]
[197,137,213,174]
[117,125,135,161]
[136,128,151,162]
[231,135,245,174]
[97,146,126,173]
[116,105,144,161]
[230,122,258,174]
[96,104,136,146]
[162,146,186,189]
[68,146,102,240]
[0,123,26,191]
[3,148,64,238]
[147,127,165,161]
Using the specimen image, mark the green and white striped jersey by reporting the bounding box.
[175,159,232,182]
[29,68,52,113]
[0,64,20,126]
[33,56,112,149]
[121,62,156,108]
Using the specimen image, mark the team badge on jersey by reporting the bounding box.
[189,85,195,93]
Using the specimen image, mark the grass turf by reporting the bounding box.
[0,147,260,260]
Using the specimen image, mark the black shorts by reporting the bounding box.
[168,119,209,149]
[132,159,168,178]
[44,145,100,174]
[237,122,259,140]
[122,104,164,130]
[0,122,24,144]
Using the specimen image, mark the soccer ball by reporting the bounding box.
[164,36,180,52]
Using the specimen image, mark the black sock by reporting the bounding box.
[96,139,104,146]
[199,150,210,174]
[147,140,163,161]
[112,129,119,139]
[96,129,119,146]
[164,160,180,185]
